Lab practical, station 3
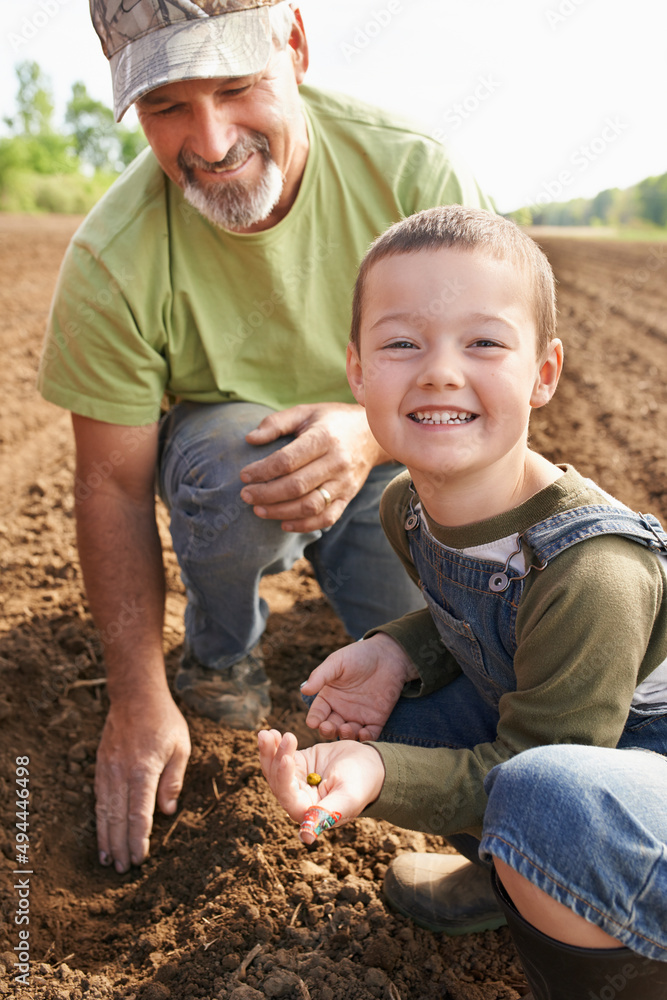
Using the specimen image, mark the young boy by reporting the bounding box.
[258,207,667,999]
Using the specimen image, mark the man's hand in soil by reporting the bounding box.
[95,690,191,873]
[258,730,385,844]
[239,403,389,533]
[301,633,419,741]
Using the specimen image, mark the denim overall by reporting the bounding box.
[379,490,667,960]
[403,493,667,714]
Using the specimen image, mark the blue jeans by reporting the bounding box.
[157,401,424,668]
[378,678,667,961]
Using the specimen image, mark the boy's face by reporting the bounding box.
[347,248,561,485]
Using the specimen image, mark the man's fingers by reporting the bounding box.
[95,757,133,872]
[241,431,326,486]
[101,778,131,874]
[279,502,347,534]
[93,695,192,873]
[127,769,160,867]
[247,486,340,521]
[245,406,309,446]
[156,732,191,816]
[94,777,114,866]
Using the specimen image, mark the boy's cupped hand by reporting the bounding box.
[300,633,418,740]
[258,730,385,843]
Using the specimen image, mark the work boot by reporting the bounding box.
[383,852,506,935]
[174,645,271,729]
[492,870,667,1000]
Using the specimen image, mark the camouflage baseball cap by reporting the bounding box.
[90,0,288,121]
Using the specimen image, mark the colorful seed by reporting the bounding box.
[307,772,322,786]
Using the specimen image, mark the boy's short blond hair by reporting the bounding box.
[350,206,556,358]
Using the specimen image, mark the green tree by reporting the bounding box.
[591,188,616,225]
[4,60,55,136]
[1,62,149,211]
[65,81,147,171]
[637,173,667,228]
[508,206,533,226]
[118,124,148,167]
[65,81,117,170]
[1,62,76,185]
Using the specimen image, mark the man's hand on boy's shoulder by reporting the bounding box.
[301,633,418,741]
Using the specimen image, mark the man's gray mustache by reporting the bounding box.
[178,134,270,174]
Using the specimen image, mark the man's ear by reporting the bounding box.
[346,343,365,406]
[530,338,563,409]
[289,8,309,82]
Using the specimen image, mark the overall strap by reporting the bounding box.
[524,504,667,565]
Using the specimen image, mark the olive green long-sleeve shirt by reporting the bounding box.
[364,467,667,838]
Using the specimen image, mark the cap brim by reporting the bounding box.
[110,7,274,122]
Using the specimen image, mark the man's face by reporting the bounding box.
[135,24,309,233]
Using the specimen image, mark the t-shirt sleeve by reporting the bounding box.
[38,240,168,426]
[395,135,495,218]
[364,535,667,838]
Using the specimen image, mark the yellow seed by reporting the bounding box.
[307,772,322,786]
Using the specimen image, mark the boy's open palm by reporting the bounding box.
[301,633,418,740]
[258,730,385,843]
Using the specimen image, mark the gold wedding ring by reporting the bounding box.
[317,486,333,507]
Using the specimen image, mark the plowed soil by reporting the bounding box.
[1,214,666,1000]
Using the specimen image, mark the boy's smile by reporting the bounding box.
[408,410,476,425]
[347,248,562,521]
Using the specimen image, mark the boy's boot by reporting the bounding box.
[492,870,667,1000]
[383,853,506,934]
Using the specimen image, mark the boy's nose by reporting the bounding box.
[416,349,466,390]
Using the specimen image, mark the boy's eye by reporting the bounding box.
[385,340,417,350]
[471,338,502,349]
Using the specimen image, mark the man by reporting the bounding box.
[39,0,492,899]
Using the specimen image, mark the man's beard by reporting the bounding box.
[178,132,285,231]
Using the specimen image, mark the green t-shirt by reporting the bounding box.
[38,86,492,426]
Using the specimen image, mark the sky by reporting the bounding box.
[0,0,665,213]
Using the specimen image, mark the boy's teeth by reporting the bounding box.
[412,411,474,425]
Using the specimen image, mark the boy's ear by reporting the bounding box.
[346,343,365,406]
[530,338,563,409]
